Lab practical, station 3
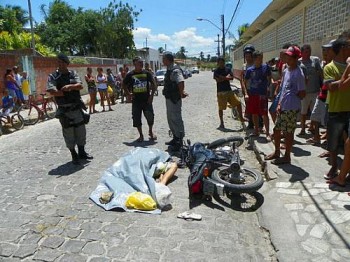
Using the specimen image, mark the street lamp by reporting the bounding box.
[197,15,225,58]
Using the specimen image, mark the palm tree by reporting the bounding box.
[158,47,164,54]
[237,23,249,38]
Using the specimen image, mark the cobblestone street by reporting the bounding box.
[0,72,276,261]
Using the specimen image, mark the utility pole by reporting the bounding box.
[28,0,35,56]
[214,34,221,57]
[221,14,225,59]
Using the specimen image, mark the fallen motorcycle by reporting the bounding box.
[178,136,264,199]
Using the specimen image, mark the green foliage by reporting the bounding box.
[69,57,89,64]
[0,31,54,56]
[37,0,140,58]
[176,46,187,59]
[158,47,164,54]
[0,5,28,33]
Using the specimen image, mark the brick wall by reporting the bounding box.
[0,53,132,103]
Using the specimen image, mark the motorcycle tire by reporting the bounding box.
[207,136,244,149]
[211,167,263,194]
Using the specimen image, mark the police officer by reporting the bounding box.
[47,53,92,164]
[162,52,187,151]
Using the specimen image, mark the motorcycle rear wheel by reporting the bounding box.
[211,166,263,194]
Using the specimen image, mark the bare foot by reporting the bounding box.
[328,176,346,187]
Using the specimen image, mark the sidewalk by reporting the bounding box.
[249,110,350,260]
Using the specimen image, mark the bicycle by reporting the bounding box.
[178,136,264,200]
[230,84,246,120]
[18,93,58,125]
[0,109,25,136]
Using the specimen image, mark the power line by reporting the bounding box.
[225,0,243,35]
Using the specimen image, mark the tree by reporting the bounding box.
[97,1,140,58]
[199,51,204,61]
[206,54,211,62]
[158,47,164,54]
[176,46,187,59]
[36,0,77,54]
[37,0,140,58]
[237,23,250,38]
[232,23,250,49]
[0,5,28,33]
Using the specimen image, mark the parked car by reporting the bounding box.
[186,69,192,77]
[183,69,192,79]
[191,67,199,74]
[155,69,166,86]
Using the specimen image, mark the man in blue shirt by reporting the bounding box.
[245,51,271,139]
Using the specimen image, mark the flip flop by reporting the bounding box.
[177,211,202,221]
[306,138,320,145]
[318,151,330,158]
[326,179,345,187]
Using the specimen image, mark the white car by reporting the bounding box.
[156,69,166,86]
[191,67,199,74]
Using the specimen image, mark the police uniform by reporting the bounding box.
[47,54,92,164]
[163,63,185,148]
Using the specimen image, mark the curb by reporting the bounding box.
[249,137,278,181]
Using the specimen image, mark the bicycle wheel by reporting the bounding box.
[11,114,24,130]
[0,118,5,136]
[45,99,58,119]
[211,167,264,194]
[19,105,40,125]
[207,136,244,149]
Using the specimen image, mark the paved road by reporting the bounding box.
[0,71,276,261]
[254,116,350,261]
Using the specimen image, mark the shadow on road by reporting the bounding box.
[292,146,311,157]
[123,140,157,147]
[214,191,265,212]
[48,161,84,177]
[188,191,264,212]
[189,197,225,211]
[275,164,309,182]
[217,126,244,133]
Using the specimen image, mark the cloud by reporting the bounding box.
[133,27,216,56]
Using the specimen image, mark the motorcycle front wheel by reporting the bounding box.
[207,136,244,149]
[211,166,263,194]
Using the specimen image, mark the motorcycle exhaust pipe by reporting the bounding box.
[230,149,241,172]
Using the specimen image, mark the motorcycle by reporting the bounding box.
[178,136,264,200]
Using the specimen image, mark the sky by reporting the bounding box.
[2,0,272,57]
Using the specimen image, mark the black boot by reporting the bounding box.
[170,137,182,151]
[69,148,80,165]
[165,138,177,146]
[78,146,93,160]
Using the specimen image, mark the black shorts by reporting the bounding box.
[132,101,154,127]
[327,112,350,152]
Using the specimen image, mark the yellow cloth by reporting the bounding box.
[22,79,30,95]
[324,61,350,112]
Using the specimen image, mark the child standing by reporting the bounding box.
[265,46,306,165]
[0,89,15,122]
[245,50,271,139]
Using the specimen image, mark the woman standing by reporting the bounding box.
[96,67,113,112]
[85,67,98,114]
[4,68,19,105]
